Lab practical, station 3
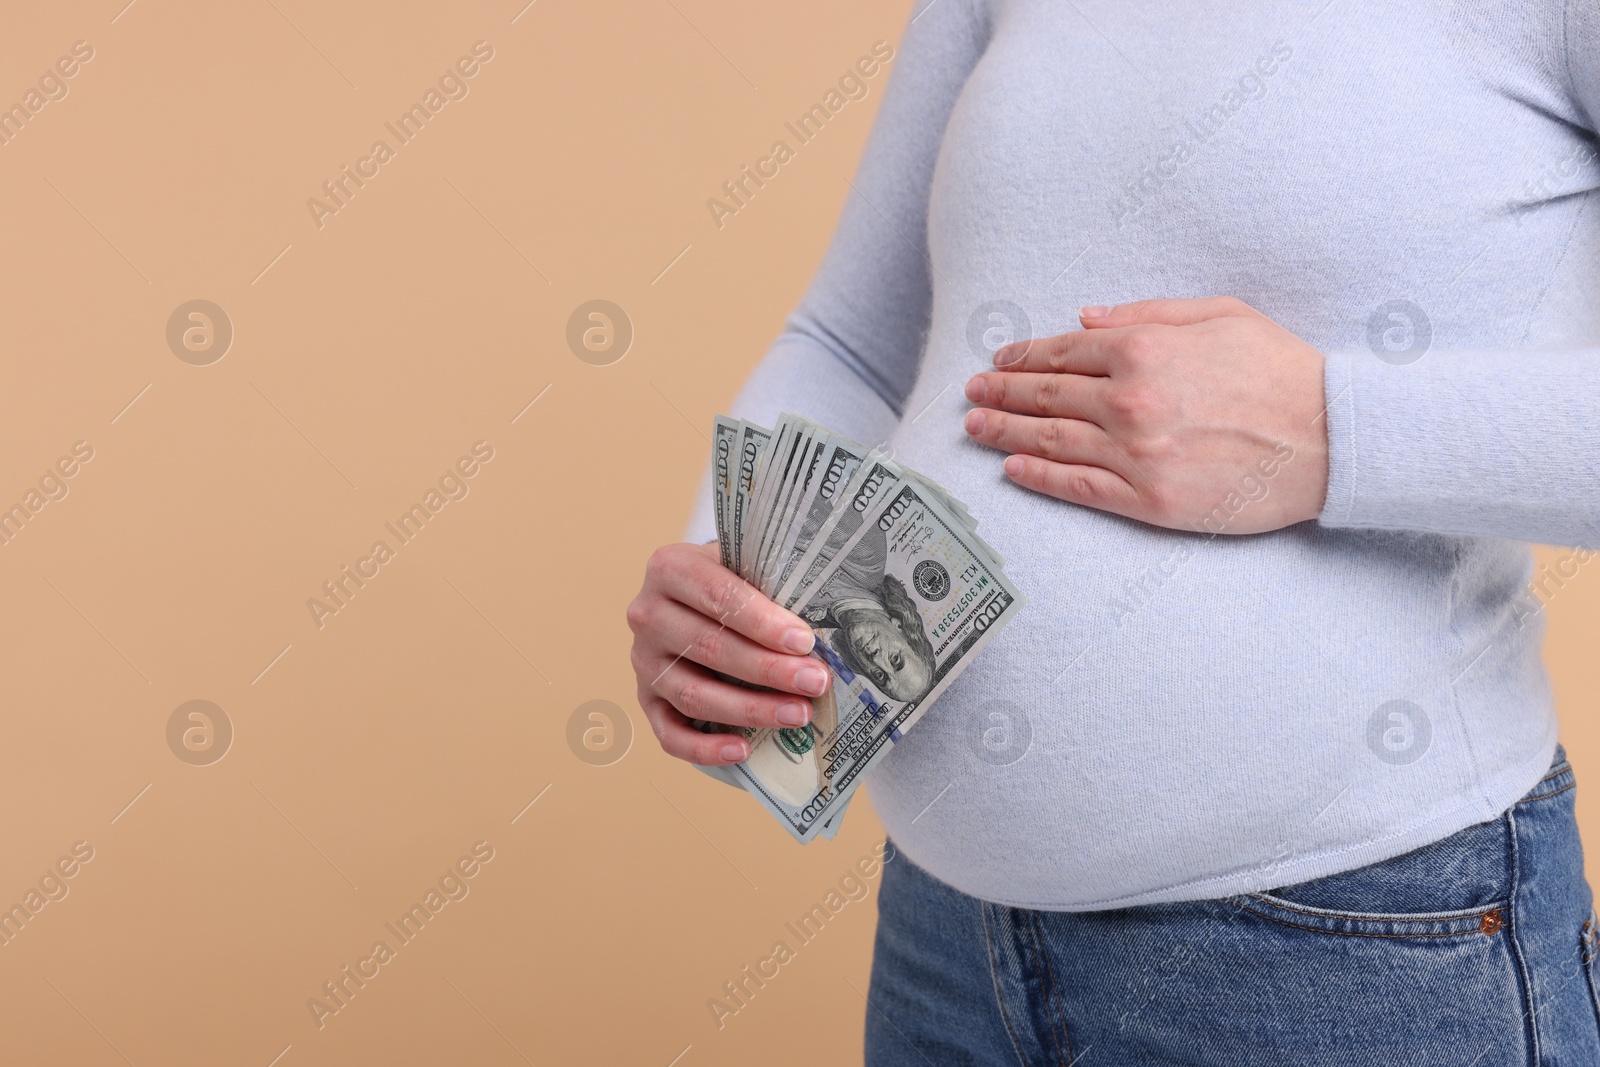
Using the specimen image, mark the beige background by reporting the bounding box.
[0,2,1594,1064]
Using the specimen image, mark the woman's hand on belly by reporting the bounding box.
[961,296,1329,535]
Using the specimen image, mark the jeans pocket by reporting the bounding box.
[1250,815,1513,927]
[1582,910,1600,1027]
[1233,890,1507,939]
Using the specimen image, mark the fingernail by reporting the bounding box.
[782,627,815,654]
[797,666,829,696]
[994,344,1020,367]
[1080,305,1110,319]
[776,702,810,727]
[721,741,747,762]
[964,376,986,403]
[1004,455,1025,477]
[965,409,986,435]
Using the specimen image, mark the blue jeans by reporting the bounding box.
[866,748,1600,1065]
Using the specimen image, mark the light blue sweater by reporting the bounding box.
[688,0,1600,909]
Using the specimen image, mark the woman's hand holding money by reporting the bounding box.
[627,542,825,766]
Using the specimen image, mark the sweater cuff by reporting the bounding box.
[1315,344,1600,544]
[1318,349,1358,528]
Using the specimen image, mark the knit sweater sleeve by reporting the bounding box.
[685,0,989,544]
[1317,0,1600,548]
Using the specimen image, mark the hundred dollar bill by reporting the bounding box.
[742,419,797,576]
[771,440,978,608]
[751,421,810,587]
[730,421,771,577]
[725,477,1026,842]
[776,452,901,610]
[766,432,866,598]
[712,417,740,569]
[759,433,826,593]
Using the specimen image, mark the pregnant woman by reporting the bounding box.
[626,1,1600,1061]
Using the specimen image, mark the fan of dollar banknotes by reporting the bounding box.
[693,412,1026,843]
